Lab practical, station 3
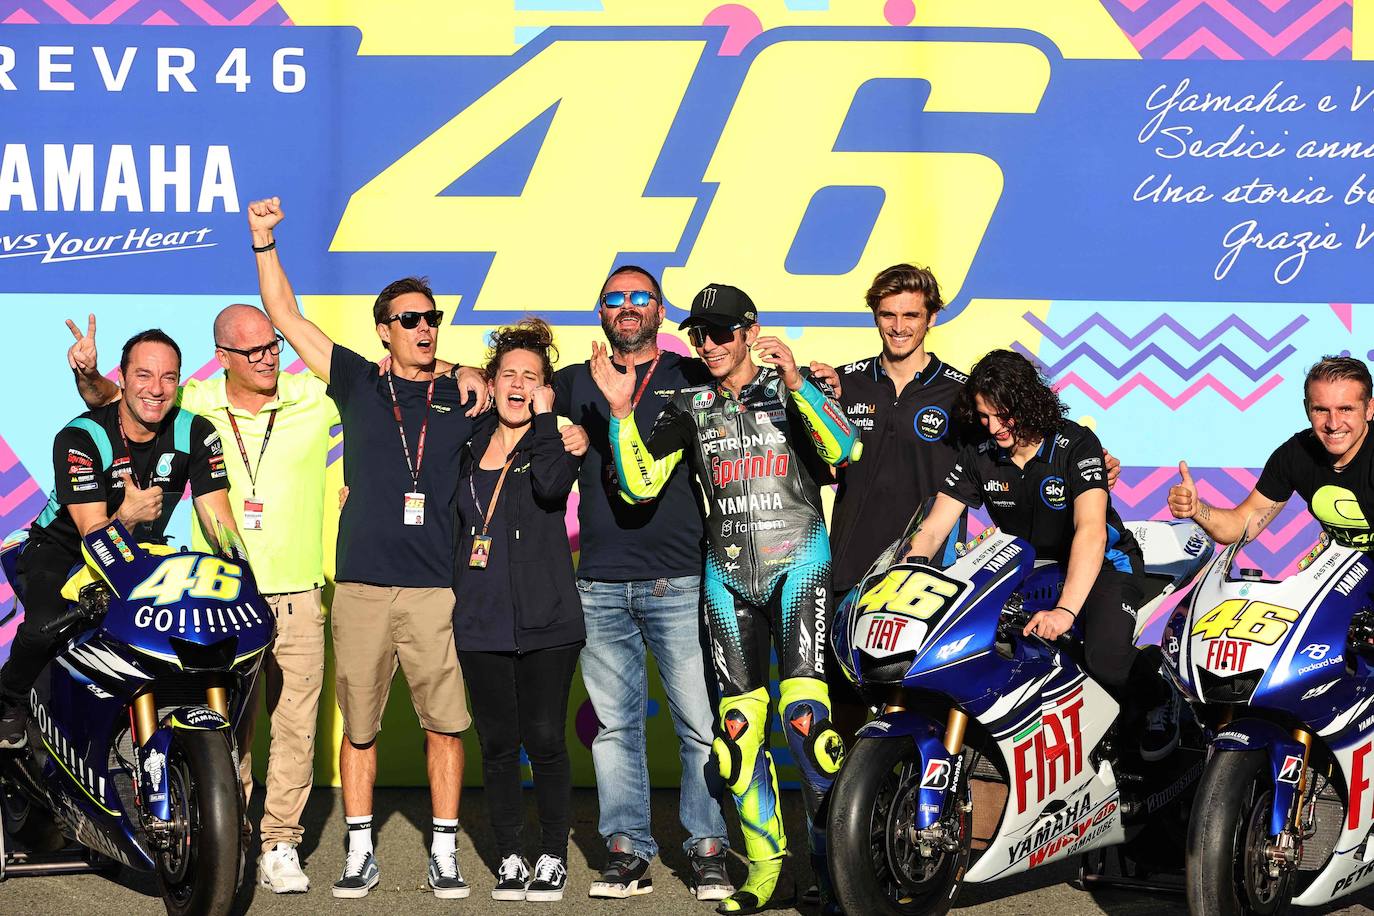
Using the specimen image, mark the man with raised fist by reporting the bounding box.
[0,329,238,747]
[1170,356,1374,550]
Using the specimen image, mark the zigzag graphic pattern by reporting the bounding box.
[0,434,48,645]
[0,0,290,25]
[1018,312,1299,411]
[1101,0,1352,60]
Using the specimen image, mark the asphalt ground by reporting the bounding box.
[5,787,1374,914]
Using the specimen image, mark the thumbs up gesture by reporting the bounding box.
[1167,460,1198,519]
[116,473,164,527]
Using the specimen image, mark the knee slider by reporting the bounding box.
[713,688,769,794]
[779,677,845,778]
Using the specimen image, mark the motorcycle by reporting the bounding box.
[826,506,1213,915]
[1170,527,1374,914]
[0,519,272,915]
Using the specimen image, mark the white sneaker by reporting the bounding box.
[257,843,310,894]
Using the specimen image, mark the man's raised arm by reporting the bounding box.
[66,314,120,408]
[1168,460,1286,544]
[248,196,334,382]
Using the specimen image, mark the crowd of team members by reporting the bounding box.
[1,192,1369,914]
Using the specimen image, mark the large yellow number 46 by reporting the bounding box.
[129,556,243,606]
[856,569,961,620]
[1191,599,1299,646]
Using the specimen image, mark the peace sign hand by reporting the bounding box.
[66,313,99,376]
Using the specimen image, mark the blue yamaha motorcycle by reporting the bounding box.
[0,520,271,915]
[826,507,1213,914]
[1170,529,1374,913]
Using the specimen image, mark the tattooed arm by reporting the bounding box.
[1168,460,1286,545]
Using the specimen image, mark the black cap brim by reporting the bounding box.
[679,314,743,332]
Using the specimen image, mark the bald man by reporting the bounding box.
[70,306,344,893]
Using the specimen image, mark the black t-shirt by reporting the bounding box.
[452,465,515,650]
[328,346,477,587]
[554,351,709,581]
[30,402,228,561]
[943,420,1141,571]
[830,353,968,591]
[1256,430,1374,550]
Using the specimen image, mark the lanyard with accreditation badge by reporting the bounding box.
[387,371,434,526]
[225,408,277,531]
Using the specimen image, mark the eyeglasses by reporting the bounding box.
[600,290,658,308]
[686,324,744,349]
[217,334,284,364]
[384,309,444,330]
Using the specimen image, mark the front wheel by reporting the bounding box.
[1187,749,1295,916]
[154,728,242,916]
[827,736,970,916]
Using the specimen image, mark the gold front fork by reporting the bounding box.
[1292,728,1314,829]
[945,708,969,755]
[133,692,157,746]
[206,685,229,719]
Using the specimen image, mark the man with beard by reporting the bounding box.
[552,266,733,901]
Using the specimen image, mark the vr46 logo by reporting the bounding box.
[128,555,242,606]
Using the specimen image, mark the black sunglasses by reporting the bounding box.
[384,309,444,330]
[600,290,658,308]
[686,324,744,349]
[217,334,284,364]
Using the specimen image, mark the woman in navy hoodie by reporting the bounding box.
[452,318,584,902]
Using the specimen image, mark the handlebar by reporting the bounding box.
[40,583,109,635]
[998,604,1082,657]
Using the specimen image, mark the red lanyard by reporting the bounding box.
[224,408,277,498]
[628,353,661,411]
[386,371,435,491]
[115,410,148,488]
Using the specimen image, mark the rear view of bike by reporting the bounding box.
[0,520,272,916]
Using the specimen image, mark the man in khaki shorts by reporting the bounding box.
[248,195,487,899]
[67,306,341,894]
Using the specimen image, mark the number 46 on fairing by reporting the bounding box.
[128,555,243,606]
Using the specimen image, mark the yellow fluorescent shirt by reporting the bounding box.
[178,372,340,594]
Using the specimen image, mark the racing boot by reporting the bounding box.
[779,678,846,915]
[712,688,790,915]
[0,695,27,749]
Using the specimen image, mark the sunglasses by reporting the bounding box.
[686,324,744,349]
[600,290,658,308]
[384,309,444,330]
[217,334,284,364]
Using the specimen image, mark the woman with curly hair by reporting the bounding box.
[904,349,1178,761]
[451,318,585,901]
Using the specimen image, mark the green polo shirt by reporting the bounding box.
[178,372,339,594]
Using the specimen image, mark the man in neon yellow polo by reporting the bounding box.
[68,306,338,894]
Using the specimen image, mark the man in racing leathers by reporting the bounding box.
[591,283,859,916]
[1170,355,1374,549]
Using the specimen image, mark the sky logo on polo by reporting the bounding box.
[915,406,948,442]
[1041,476,1067,510]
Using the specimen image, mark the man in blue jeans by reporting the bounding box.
[554,266,731,901]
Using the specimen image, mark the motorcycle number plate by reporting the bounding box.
[857,612,928,659]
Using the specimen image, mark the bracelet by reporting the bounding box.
[1052,605,1078,618]
[251,240,276,253]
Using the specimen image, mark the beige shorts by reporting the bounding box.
[331,583,470,744]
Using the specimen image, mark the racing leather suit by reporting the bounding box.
[610,366,858,904]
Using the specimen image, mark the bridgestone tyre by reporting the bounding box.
[828,736,970,916]
[154,729,242,916]
[1186,749,1294,916]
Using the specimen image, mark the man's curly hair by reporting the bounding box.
[957,349,1067,448]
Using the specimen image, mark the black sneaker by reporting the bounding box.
[492,853,530,901]
[428,848,471,899]
[689,838,733,901]
[331,849,380,898]
[1140,689,1182,763]
[0,697,27,750]
[526,854,567,902]
[588,834,653,898]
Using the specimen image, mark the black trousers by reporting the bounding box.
[458,642,582,860]
[0,539,79,704]
[1079,566,1169,711]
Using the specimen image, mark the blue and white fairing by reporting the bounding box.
[834,525,1127,881]
[16,521,271,870]
[1163,531,1374,905]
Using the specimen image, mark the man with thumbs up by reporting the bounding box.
[0,329,237,748]
[1170,356,1374,550]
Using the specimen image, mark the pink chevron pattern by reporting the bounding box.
[1054,371,1284,411]
[0,0,290,25]
[1102,0,1352,59]
[0,434,49,645]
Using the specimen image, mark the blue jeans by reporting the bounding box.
[576,575,728,860]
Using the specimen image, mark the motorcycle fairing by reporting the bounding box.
[1296,732,1374,904]
[1211,718,1307,839]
